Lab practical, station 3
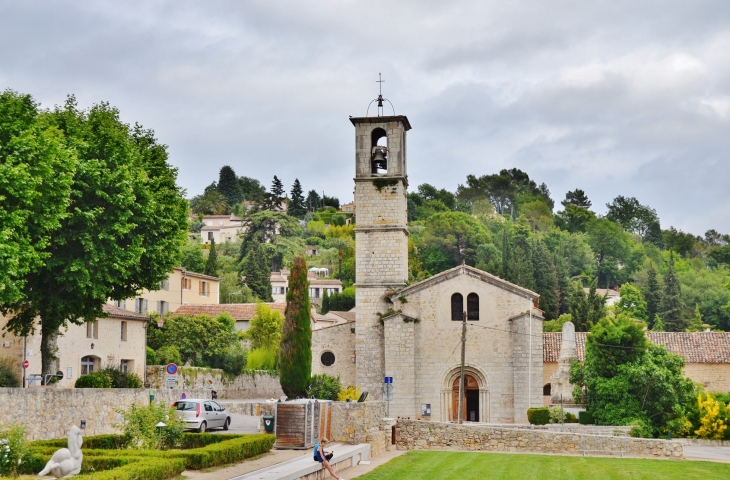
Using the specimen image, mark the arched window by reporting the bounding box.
[320,351,335,367]
[370,128,388,174]
[451,293,463,321]
[467,293,479,320]
[543,383,551,396]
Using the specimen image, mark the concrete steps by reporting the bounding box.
[231,443,370,480]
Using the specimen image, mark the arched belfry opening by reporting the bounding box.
[371,127,388,174]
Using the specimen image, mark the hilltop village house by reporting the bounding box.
[271,270,342,306]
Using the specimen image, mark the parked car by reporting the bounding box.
[172,399,231,432]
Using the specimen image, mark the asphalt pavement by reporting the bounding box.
[683,446,730,463]
[209,413,261,435]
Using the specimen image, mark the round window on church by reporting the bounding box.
[321,351,335,367]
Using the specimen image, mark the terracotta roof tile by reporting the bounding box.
[328,311,356,323]
[544,332,730,364]
[175,303,287,321]
[102,304,149,322]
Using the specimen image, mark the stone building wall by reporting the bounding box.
[329,401,387,445]
[146,366,283,399]
[510,313,544,423]
[384,317,415,416]
[395,419,683,459]
[311,322,356,388]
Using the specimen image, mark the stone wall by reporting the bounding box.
[311,323,356,388]
[0,387,209,441]
[684,363,730,392]
[395,420,683,459]
[146,366,284,399]
[329,401,394,458]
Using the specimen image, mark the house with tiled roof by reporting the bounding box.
[175,303,287,332]
[270,270,342,305]
[543,331,730,405]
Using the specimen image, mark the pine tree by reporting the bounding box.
[217,165,243,208]
[204,238,219,277]
[288,179,307,218]
[644,263,662,329]
[686,304,706,332]
[569,279,607,332]
[500,228,513,282]
[511,227,534,290]
[651,314,665,332]
[321,289,330,314]
[661,252,685,331]
[241,242,272,301]
[266,175,285,211]
[532,240,559,320]
[278,255,312,398]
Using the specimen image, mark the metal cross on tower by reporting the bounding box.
[366,73,396,117]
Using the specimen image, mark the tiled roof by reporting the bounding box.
[174,267,220,281]
[544,332,730,364]
[310,279,343,286]
[328,311,356,323]
[102,304,149,322]
[175,303,287,321]
[583,288,619,297]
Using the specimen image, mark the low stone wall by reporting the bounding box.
[396,420,684,459]
[674,438,730,447]
[487,423,632,437]
[146,366,284,399]
[0,387,210,441]
[328,401,395,457]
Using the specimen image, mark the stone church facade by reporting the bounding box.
[312,113,545,423]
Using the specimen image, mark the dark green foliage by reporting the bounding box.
[561,189,592,209]
[242,242,273,301]
[422,211,491,268]
[605,195,660,239]
[661,252,685,331]
[217,165,244,207]
[278,256,312,398]
[578,411,594,425]
[237,210,302,268]
[204,238,219,277]
[306,189,321,211]
[180,241,206,273]
[321,289,331,314]
[75,371,111,388]
[531,240,559,320]
[644,263,662,328]
[527,408,550,425]
[569,279,607,332]
[322,194,340,209]
[456,168,551,218]
[155,345,182,365]
[584,315,648,379]
[307,373,342,400]
[239,176,267,203]
[331,214,346,226]
[288,178,307,218]
[266,175,285,211]
[328,287,356,312]
[0,356,19,387]
[146,346,157,365]
[663,227,697,258]
[149,313,237,366]
[564,412,578,423]
[207,346,247,376]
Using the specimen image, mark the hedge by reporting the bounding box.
[73,457,187,480]
[527,407,550,425]
[578,410,594,425]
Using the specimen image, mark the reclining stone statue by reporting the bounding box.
[38,426,83,478]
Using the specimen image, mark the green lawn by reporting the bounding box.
[353,451,730,479]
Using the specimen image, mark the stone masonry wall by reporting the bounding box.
[0,387,211,441]
[384,317,415,417]
[146,366,284,399]
[396,420,683,459]
[311,323,356,388]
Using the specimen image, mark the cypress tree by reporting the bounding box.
[217,165,243,208]
[266,175,285,211]
[500,228,513,282]
[570,278,606,332]
[532,240,559,320]
[241,242,272,301]
[321,289,330,314]
[511,227,534,290]
[204,238,219,277]
[661,252,685,331]
[278,255,312,398]
[644,263,662,328]
[288,179,307,218]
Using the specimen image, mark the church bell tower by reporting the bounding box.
[351,95,411,399]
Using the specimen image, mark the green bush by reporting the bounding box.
[75,371,112,388]
[629,419,654,438]
[305,236,322,246]
[146,347,157,365]
[246,347,277,371]
[307,374,341,401]
[527,408,550,425]
[565,412,578,423]
[328,287,355,312]
[208,346,247,376]
[102,365,143,388]
[171,434,275,470]
[156,345,182,365]
[114,402,186,450]
[74,457,186,480]
[578,410,594,425]
[0,424,29,476]
[0,356,20,387]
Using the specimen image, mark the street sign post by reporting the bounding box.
[23,360,29,369]
[165,363,178,388]
[384,377,394,416]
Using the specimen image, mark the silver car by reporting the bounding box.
[172,399,231,432]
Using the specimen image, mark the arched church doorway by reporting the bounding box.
[452,375,480,422]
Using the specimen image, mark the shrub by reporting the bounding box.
[0,357,19,388]
[101,365,142,388]
[146,347,157,365]
[0,424,29,477]
[578,410,594,425]
[527,408,550,425]
[114,402,186,450]
[548,406,565,424]
[75,371,112,388]
[565,412,578,423]
[695,393,727,439]
[73,457,186,480]
[337,385,362,402]
[629,419,654,438]
[208,345,247,376]
[307,374,341,401]
[171,434,275,470]
[156,345,182,366]
[328,287,355,312]
[246,347,277,371]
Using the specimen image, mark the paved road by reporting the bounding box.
[209,413,260,435]
[684,446,730,463]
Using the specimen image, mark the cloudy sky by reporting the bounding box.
[2,1,729,234]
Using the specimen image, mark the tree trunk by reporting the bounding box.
[40,323,60,379]
[338,250,343,280]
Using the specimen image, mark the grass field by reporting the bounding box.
[353,451,730,479]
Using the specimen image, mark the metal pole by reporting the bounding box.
[528,300,532,410]
[457,312,467,424]
[23,336,27,388]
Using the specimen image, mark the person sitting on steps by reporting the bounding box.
[313,438,345,480]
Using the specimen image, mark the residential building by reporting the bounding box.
[341,202,355,213]
[197,214,245,244]
[175,303,287,332]
[583,288,620,306]
[270,270,342,305]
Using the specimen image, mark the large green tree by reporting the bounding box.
[585,218,631,287]
[148,312,238,365]
[241,242,273,301]
[0,90,76,306]
[561,189,592,209]
[266,175,285,211]
[245,302,284,350]
[421,211,491,268]
[237,210,303,271]
[644,263,662,328]
[217,165,243,207]
[180,241,206,273]
[661,252,685,331]
[3,97,188,375]
[288,178,307,218]
[531,239,559,320]
[204,238,219,277]
[569,279,607,332]
[238,176,267,203]
[278,255,312,398]
[605,195,660,239]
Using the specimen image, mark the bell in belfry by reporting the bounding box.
[371,145,388,173]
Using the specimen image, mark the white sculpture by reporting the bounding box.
[550,321,578,404]
[38,426,83,478]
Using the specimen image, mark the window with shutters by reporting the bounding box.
[199,281,208,297]
[467,293,479,320]
[451,293,464,321]
[121,321,127,341]
[182,277,191,290]
[86,321,99,339]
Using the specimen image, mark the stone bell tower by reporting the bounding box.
[351,109,411,400]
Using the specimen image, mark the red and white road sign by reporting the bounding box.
[23,360,29,369]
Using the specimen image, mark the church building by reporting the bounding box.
[311,111,544,423]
